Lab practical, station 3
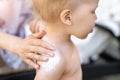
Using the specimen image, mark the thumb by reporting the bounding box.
[32,30,46,39]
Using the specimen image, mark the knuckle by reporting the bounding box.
[41,48,47,54]
[28,53,33,57]
[23,47,29,52]
[22,40,29,46]
[25,37,33,43]
[34,47,39,52]
[23,44,27,48]
[35,55,40,60]
[22,59,26,63]
[28,60,32,64]
[38,41,42,45]
[27,39,32,44]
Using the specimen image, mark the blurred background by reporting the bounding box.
[0,0,120,80]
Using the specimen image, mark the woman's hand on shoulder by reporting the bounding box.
[15,24,55,69]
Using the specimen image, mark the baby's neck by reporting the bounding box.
[42,22,77,58]
[43,22,71,45]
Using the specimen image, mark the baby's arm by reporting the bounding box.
[35,50,65,80]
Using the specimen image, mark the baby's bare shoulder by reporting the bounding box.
[35,50,65,80]
[38,49,65,74]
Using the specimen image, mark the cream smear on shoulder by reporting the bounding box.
[38,37,63,73]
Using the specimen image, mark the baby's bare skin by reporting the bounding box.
[35,37,82,80]
[59,45,82,80]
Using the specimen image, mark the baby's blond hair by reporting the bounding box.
[32,0,78,22]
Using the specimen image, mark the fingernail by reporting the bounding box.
[49,52,55,57]
[47,58,49,61]
[50,46,56,50]
[35,65,39,69]
[42,56,48,61]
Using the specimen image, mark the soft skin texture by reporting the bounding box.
[35,37,82,80]
[35,46,65,80]
[0,0,55,69]
[33,0,99,80]
[67,0,98,39]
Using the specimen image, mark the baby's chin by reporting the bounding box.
[90,28,94,33]
[77,34,89,39]
[79,31,93,39]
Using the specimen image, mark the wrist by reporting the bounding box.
[11,37,24,55]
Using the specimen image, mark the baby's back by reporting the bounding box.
[59,46,82,80]
[35,48,82,80]
[35,37,82,80]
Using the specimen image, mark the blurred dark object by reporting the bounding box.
[0,70,35,80]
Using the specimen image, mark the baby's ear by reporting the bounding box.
[60,9,72,25]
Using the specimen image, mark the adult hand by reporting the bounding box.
[16,31,55,69]
[29,20,40,33]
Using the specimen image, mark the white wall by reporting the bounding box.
[96,0,120,22]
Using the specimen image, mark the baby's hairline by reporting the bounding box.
[32,0,80,22]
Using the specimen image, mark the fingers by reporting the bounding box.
[32,30,46,39]
[29,20,39,33]
[29,22,35,33]
[30,38,55,50]
[35,23,40,33]
[24,52,49,70]
[29,46,54,57]
[27,53,49,62]
[25,59,40,69]
[26,34,55,51]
